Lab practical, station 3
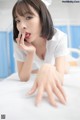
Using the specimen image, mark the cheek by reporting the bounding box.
[31,18,41,32]
[37,24,42,36]
[35,22,41,34]
[37,21,42,33]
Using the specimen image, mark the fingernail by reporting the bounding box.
[35,102,39,107]
[63,100,66,105]
[25,90,31,95]
[53,104,58,108]
[27,90,32,95]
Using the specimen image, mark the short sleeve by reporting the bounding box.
[13,42,27,62]
[54,33,68,58]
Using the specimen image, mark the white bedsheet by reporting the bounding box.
[0,67,80,120]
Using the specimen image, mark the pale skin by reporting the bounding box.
[15,6,67,107]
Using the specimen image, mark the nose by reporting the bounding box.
[20,22,27,30]
[23,27,26,29]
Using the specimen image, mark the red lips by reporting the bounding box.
[25,32,31,39]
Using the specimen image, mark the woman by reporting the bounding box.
[12,0,68,107]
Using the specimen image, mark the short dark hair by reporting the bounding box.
[12,0,54,42]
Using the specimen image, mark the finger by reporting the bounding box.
[20,32,25,45]
[46,85,57,107]
[52,84,66,105]
[35,86,44,106]
[19,43,26,50]
[53,71,67,102]
[27,81,37,95]
[18,32,22,39]
[56,80,67,101]
[16,38,20,45]
[16,32,22,45]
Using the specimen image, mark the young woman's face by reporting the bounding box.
[15,5,42,43]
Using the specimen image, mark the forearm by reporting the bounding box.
[55,65,64,85]
[19,52,35,82]
[55,57,66,84]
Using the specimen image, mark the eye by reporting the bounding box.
[26,16,33,20]
[15,19,20,23]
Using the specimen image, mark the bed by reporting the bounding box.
[0,66,80,120]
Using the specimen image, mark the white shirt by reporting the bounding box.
[13,29,68,70]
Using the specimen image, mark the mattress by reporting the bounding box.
[0,67,80,120]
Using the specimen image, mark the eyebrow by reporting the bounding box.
[14,11,34,19]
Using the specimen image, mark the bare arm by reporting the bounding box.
[15,31,36,82]
[17,51,35,82]
[55,56,66,84]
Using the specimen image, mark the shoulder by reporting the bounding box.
[13,42,27,55]
[52,28,67,41]
[13,42,27,61]
[46,28,68,52]
[13,42,20,52]
[13,41,18,49]
[47,28,67,44]
[48,28,67,47]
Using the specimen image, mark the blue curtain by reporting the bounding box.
[70,26,80,58]
[9,31,15,74]
[0,32,9,78]
[55,25,68,34]
[0,31,15,78]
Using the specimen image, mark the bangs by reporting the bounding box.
[13,1,34,18]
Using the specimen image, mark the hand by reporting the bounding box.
[27,64,66,107]
[16,31,36,53]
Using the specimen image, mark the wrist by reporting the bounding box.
[27,48,36,54]
[27,51,35,58]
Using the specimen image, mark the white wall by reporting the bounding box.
[0,10,12,31]
[0,0,17,31]
[48,0,80,25]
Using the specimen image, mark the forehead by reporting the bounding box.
[13,2,39,18]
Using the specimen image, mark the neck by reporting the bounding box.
[32,37,47,49]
